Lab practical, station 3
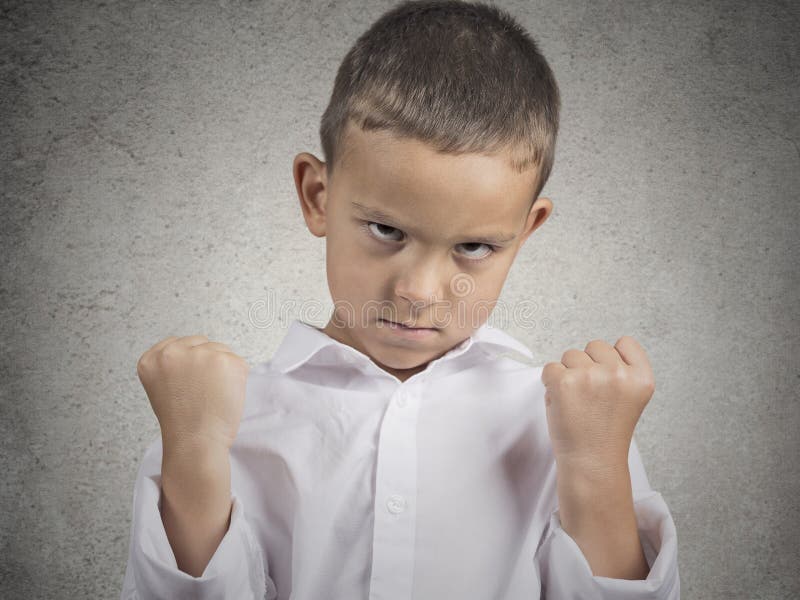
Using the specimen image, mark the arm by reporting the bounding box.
[534,437,681,599]
[121,334,275,598]
[556,460,649,579]
[538,332,681,598]
[160,441,233,577]
[119,436,278,600]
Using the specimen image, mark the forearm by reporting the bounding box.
[161,442,233,577]
[555,460,649,580]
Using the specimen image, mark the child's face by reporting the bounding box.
[293,124,552,381]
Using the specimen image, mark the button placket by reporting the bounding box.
[368,385,419,598]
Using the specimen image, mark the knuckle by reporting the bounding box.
[582,368,599,387]
[560,348,578,362]
[201,348,237,372]
[584,339,603,350]
[587,365,605,385]
[159,344,182,363]
[559,372,578,391]
[612,364,628,382]
[209,350,231,368]
[136,355,150,377]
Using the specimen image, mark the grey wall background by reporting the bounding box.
[1,1,797,598]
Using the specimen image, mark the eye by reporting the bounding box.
[365,221,404,242]
[363,221,497,262]
[456,242,496,261]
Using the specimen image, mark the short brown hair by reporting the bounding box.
[319,0,561,204]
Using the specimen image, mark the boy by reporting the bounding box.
[120,1,680,598]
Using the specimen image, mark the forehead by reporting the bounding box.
[336,125,537,240]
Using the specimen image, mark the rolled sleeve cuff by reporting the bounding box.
[537,490,680,599]
[129,469,276,600]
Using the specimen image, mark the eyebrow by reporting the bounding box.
[351,201,517,245]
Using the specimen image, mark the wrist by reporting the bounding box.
[555,450,629,478]
[162,440,231,487]
[161,447,231,514]
[162,429,232,458]
[556,458,631,498]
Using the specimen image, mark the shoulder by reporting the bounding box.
[479,350,545,392]
[474,324,542,374]
[241,358,287,418]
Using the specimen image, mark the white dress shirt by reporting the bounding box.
[120,318,681,599]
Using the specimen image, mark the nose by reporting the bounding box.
[394,258,443,310]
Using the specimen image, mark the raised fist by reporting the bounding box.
[136,335,250,454]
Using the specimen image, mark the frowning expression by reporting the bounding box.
[293,122,552,381]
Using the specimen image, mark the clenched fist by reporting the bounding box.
[540,335,655,473]
[136,335,250,454]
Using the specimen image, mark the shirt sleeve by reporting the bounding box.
[534,438,681,599]
[119,436,278,600]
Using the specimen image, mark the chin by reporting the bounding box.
[370,346,429,370]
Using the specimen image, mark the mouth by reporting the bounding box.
[378,318,438,331]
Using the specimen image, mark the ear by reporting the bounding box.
[292,152,329,237]
[518,197,553,246]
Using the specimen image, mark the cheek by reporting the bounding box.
[328,221,380,265]
[326,224,364,274]
[446,276,505,327]
[326,244,382,302]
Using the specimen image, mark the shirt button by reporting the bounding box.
[386,494,407,514]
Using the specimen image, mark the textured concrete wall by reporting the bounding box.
[1,1,797,598]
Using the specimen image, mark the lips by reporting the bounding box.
[380,318,436,330]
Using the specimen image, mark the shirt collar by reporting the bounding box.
[269,318,534,376]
